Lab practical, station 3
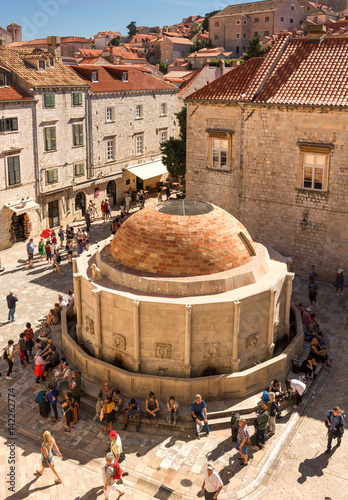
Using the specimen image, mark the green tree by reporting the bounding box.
[161,106,186,179]
[202,10,220,32]
[159,61,167,75]
[189,38,212,53]
[127,21,137,38]
[242,35,270,61]
[109,37,121,46]
[190,21,202,37]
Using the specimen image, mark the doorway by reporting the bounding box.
[75,192,86,216]
[136,177,143,191]
[48,200,59,228]
[107,180,116,205]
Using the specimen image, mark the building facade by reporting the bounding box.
[185,31,348,281]
[209,0,306,57]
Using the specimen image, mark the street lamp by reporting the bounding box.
[300,210,309,230]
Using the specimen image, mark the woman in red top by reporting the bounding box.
[24,322,34,360]
[51,231,57,245]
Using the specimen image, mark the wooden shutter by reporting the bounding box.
[11,117,18,131]
[73,92,82,105]
[44,93,55,107]
[73,124,83,146]
[45,127,56,151]
[8,156,20,185]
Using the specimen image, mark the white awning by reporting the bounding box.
[5,198,40,215]
[72,172,122,191]
[125,159,168,181]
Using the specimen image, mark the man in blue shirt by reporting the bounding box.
[6,291,18,322]
[26,238,35,268]
[191,394,210,439]
[325,406,345,452]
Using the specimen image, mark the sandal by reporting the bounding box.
[64,429,70,433]
[54,479,62,484]
[36,470,43,476]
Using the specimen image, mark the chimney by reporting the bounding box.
[220,59,225,76]
[307,24,326,42]
[47,36,62,61]
[0,38,7,46]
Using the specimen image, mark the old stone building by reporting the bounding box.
[148,35,193,66]
[209,0,306,57]
[0,23,21,45]
[185,29,348,281]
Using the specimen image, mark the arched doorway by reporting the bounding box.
[107,180,116,206]
[75,192,86,216]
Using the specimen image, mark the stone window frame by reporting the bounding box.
[7,155,21,186]
[106,106,114,122]
[206,129,233,172]
[135,133,144,155]
[135,104,143,119]
[298,144,331,192]
[106,139,115,161]
[160,128,168,143]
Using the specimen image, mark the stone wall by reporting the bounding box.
[186,101,348,281]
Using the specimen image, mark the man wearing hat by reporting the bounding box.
[94,382,113,421]
[109,431,122,463]
[201,462,223,499]
[325,406,345,452]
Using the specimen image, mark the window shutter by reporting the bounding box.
[45,127,50,150]
[8,156,20,185]
[51,127,56,150]
[8,157,14,185]
[11,117,18,131]
[79,124,83,145]
[14,156,21,183]
[78,93,82,105]
[0,119,5,131]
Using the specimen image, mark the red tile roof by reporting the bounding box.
[78,49,103,57]
[186,34,348,107]
[0,83,33,101]
[187,58,263,101]
[178,68,204,97]
[69,65,177,93]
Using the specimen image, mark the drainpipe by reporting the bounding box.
[87,89,94,178]
[32,95,42,218]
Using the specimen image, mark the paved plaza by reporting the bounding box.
[1,208,348,499]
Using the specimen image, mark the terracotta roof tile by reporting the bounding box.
[69,65,177,93]
[78,49,102,57]
[0,83,33,101]
[0,47,90,88]
[213,0,293,17]
[178,68,204,97]
[186,35,348,107]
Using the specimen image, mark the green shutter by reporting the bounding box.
[47,168,58,183]
[8,156,20,185]
[11,117,18,131]
[75,162,85,176]
[73,124,83,146]
[44,93,55,107]
[73,92,82,105]
[45,127,56,151]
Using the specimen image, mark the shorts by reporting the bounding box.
[104,483,121,498]
[235,440,247,456]
[28,254,33,260]
[126,408,139,417]
[68,251,73,255]
[42,455,53,468]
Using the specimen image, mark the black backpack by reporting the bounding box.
[3,348,9,360]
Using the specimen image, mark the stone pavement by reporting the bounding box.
[1,210,348,499]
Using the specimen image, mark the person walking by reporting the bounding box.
[85,209,91,232]
[235,419,249,466]
[38,238,46,261]
[6,291,18,322]
[266,392,281,436]
[102,453,124,499]
[45,240,52,264]
[24,322,34,359]
[325,406,345,452]
[308,277,319,307]
[3,339,16,380]
[109,430,123,463]
[201,462,223,500]
[36,431,62,483]
[334,268,344,296]
[58,226,65,248]
[26,238,35,267]
[252,403,270,451]
[47,383,58,423]
[191,394,210,439]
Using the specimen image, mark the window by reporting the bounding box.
[243,33,246,38]
[212,138,229,169]
[46,168,58,184]
[106,107,114,121]
[126,178,130,185]
[254,31,259,37]
[136,135,143,155]
[49,56,54,67]
[243,46,246,50]
[236,33,240,39]
[290,18,294,23]
[107,140,114,161]
[39,59,46,70]
[236,20,240,25]
[72,92,83,106]
[254,18,259,23]
[264,30,269,36]
[74,162,85,176]
[302,153,327,190]
[73,123,84,146]
[236,47,240,54]
[160,130,167,143]
[44,93,55,107]
[91,71,98,82]
[0,117,18,131]
[214,34,219,40]
[160,103,167,115]
[7,156,21,186]
[135,104,143,118]
[243,20,247,25]
[265,16,269,22]
[45,126,57,151]
[215,21,219,27]
[314,16,318,22]
[281,17,284,22]
[122,71,128,82]
[0,72,8,86]
[291,4,295,10]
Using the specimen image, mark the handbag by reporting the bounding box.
[245,439,252,447]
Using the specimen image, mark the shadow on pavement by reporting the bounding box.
[6,476,55,499]
[297,450,331,483]
[74,485,104,499]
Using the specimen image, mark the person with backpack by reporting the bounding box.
[102,452,124,499]
[252,403,270,451]
[3,339,16,380]
[53,249,62,275]
[325,406,345,452]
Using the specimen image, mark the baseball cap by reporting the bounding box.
[207,463,214,469]
[110,431,118,437]
[195,394,202,399]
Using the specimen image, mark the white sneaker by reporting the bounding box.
[337,293,340,296]
[341,293,344,296]
[6,376,13,380]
